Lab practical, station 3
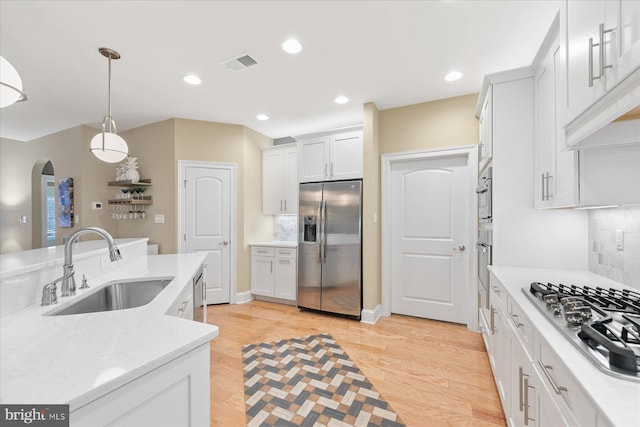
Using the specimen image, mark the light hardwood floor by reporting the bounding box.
[208,300,506,427]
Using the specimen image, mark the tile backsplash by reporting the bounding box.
[274,215,297,242]
[589,205,640,289]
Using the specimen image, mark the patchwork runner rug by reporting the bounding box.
[242,333,405,427]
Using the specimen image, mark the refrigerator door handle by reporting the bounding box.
[321,199,327,264]
[317,200,323,263]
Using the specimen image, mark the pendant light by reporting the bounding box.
[0,56,28,108]
[90,47,128,163]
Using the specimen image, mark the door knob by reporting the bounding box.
[453,245,465,252]
[219,241,229,246]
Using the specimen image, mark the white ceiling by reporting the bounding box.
[0,0,559,142]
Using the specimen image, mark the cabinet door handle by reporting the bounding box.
[537,361,567,394]
[330,163,334,177]
[270,260,273,273]
[541,173,546,201]
[518,366,525,412]
[546,172,552,199]
[279,259,290,264]
[511,313,524,328]
[284,199,287,211]
[589,35,597,87]
[589,23,614,87]
[490,307,497,334]
[523,375,534,426]
[324,163,328,177]
[598,23,614,78]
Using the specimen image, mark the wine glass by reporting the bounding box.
[138,187,146,201]
[121,189,129,200]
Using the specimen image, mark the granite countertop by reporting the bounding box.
[250,241,297,248]
[0,253,218,411]
[489,265,640,427]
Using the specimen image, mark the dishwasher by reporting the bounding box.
[193,267,206,323]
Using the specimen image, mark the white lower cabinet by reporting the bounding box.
[483,273,611,427]
[251,246,297,302]
[71,343,210,427]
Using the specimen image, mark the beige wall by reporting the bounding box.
[362,103,381,310]
[118,120,176,253]
[379,93,479,154]
[360,94,479,308]
[1,125,115,254]
[1,118,273,301]
[174,119,273,293]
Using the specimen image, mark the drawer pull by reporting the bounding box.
[523,375,535,425]
[511,313,524,328]
[518,366,525,411]
[537,361,567,394]
[490,307,497,334]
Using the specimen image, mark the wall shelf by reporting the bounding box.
[108,179,152,187]
[108,197,152,205]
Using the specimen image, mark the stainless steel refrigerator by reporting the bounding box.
[298,180,362,318]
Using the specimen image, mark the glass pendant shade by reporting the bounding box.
[0,56,27,108]
[90,47,128,163]
[90,131,128,163]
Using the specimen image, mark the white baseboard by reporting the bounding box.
[235,291,253,304]
[360,304,382,325]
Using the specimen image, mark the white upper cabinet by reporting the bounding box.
[565,0,609,122]
[478,87,493,173]
[534,27,579,209]
[299,131,363,182]
[329,131,363,180]
[298,137,330,182]
[563,0,640,147]
[263,144,298,215]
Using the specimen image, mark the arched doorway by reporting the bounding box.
[32,159,56,248]
[41,161,55,247]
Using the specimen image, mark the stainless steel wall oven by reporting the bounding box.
[476,167,492,222]
[476,228,492,311]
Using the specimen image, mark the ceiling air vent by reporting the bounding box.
[223,54,258,71]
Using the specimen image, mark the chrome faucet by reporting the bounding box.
[41,227,121,305]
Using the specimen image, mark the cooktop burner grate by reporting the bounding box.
[525,282,640,382]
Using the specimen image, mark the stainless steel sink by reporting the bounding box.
[52,278,173,316]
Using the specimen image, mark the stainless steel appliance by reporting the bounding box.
[476,228,492,312]
[525,282,640,381]
[476,167,492,222]
[298,180,362,318]
[193,267,206,323]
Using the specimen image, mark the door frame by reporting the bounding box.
[381,146,478,331]
[177,160,237,304]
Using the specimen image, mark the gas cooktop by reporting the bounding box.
[524,281,640,382]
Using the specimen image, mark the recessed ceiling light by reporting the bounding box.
[334,95,349,105]
[444,71,463,82]
[256,114,269,121]
[282,38,302,54]
[183,74,202,85]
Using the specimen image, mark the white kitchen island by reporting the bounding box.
[0,243,218,426]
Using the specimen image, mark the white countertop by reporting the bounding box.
[0,253,218,411]
[489,266,640,427]
[0,238,148,279]
[250,240,297,248]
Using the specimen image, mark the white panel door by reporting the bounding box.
[390,155,469,323]
[185,166,231,304]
